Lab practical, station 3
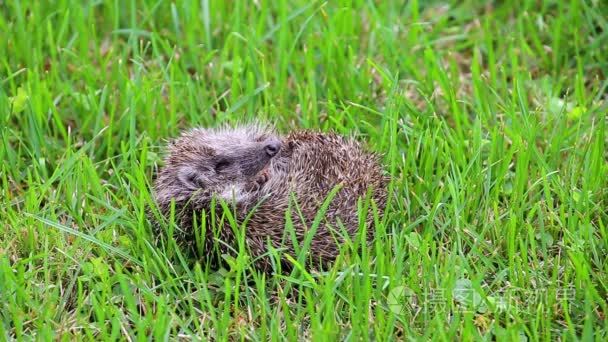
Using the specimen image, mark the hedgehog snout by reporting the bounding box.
[263,139,282,157]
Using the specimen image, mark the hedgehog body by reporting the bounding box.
[153,124,388,271]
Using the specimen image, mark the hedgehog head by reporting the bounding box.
[154,123,282,208]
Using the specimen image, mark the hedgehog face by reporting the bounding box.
[157,124,282,206]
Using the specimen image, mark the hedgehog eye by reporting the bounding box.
[215,159,231,172]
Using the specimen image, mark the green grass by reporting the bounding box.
[1,0,607,340]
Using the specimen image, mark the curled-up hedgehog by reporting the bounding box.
[152,123,388,271]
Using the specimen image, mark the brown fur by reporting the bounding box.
[152,123,388,271]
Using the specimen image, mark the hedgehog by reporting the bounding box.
[152,123,388,272]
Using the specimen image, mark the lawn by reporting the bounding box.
[1,0,607,340]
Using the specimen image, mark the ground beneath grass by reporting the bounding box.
[1,0,607,340]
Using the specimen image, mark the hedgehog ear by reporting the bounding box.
[177,165,204,190]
